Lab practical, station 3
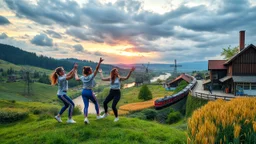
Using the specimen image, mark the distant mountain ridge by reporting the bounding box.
[115,61,208,72]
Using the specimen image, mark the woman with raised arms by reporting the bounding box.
[74,58,104,124]
[99,67,135,122]
[50,63,78,124]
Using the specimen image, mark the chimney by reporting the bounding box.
[239,30,245,51]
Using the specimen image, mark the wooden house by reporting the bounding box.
[204,31,256,96]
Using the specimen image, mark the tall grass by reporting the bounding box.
[188,97,256,144]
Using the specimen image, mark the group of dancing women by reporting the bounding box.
[50,58,135,124]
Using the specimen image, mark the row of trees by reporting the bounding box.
[0,43,113,73]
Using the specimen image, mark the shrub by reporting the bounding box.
[128,112,146,120]
[138,85,152,100]
[156,108,174,124]
[166,111,182,124]
[0,108,29,123]
[8,100,16,103]
[188,98,256,144]
[72,106,82,116]
[142,109,157,120]
[38,113,52,121]
[33,108,42,115]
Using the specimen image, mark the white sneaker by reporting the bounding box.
[55,115,62,123]
[100,113,109,119]
[84,117,89,124]
[66,119,76,124]
[96,115,102,120]
[114,117,119,122]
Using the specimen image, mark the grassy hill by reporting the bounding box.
[0,82,78,102]
[0,100,186,144]
[0,59,52,74]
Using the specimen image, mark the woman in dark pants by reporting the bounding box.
[99,67,135,122]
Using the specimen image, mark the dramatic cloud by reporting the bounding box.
[1,0,256,63]
[31,33,53,46]
[0,15,10,25]
[45,30,62,39]
[94,51,105,56]
[4,0,82,26]
[0,33,8,39]
[73,44,84,52]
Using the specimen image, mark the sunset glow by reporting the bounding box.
[0,0,256,64]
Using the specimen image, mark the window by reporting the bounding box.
[244,83,250,90]
[236,83,243,91]
[251,84,256,90]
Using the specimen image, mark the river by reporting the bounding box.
[150,73,171,83]
[73,72,171,114]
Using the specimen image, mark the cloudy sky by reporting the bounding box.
[0,0,256,64]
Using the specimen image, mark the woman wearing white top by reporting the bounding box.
[99,67,135,122]
[50,63,78,124]
[74,58,104,124]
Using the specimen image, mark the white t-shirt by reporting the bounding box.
[57,74,68,95]
[80,74,96,89]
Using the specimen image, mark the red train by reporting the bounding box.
[154,74,197,110]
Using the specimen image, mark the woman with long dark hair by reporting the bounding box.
[99,67,135,122]
[50,64,77,123]
[74,58,104,124]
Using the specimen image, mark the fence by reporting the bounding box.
[194,92,235,101]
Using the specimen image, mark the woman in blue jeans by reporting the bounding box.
[50,63,78,124]
[75,58,104,124]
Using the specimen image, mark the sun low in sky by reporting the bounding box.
[0,0,256,64]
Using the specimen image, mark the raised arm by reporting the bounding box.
[66,63,78,77]
[74,70,81,81]
[120,67,135,81]
[98,69,110,81]
[93,57,104,77]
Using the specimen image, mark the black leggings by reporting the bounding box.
[103,89,121,117]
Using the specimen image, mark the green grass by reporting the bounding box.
[118,85,173,107]
[0,82,77,102]
[0,100,186,144]
[0,59,52,74]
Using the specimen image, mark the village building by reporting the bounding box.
[166,73,193,90]
[7,74,17,82]
[203,31,256,96]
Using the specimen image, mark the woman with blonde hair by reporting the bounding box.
[50,63,77,124]
[99,67,135,122]
[75,58,104,124]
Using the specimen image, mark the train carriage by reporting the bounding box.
[154,74,197,110]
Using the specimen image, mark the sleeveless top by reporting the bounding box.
[110,77,121,89]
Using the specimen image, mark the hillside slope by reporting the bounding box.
[0,100,186,144]
[0,59,52,74]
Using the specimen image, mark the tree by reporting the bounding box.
[221,46,239,60]
[138,85,152,100]
[33,71,40,78]
[38,73,50,84]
